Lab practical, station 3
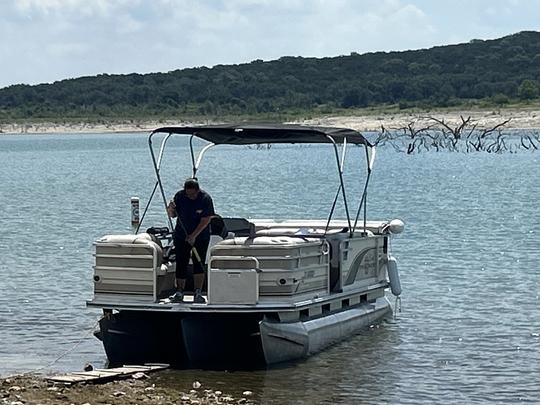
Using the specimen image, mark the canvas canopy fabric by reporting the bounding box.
[153,124,371,146]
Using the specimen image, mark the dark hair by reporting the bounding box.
[183,178,200,190]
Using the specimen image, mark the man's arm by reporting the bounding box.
[167,200,177,218]
[186,216,212,245]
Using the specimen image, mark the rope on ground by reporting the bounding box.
[3,317,101,379]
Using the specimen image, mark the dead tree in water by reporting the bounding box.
[425,115,476,151]
[374,121,436,154]
[371,116,527,153]
[520,132,540,150]
[465,119,511,153]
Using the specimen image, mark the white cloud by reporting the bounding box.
[0,0,539,88]
[15,0,114,17]
[115,14,145,34]
[47,42,88,57]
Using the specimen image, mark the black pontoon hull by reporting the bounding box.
[98,311,266,369]
[96,297,391,369]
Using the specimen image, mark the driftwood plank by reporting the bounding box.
[47,364,169,383]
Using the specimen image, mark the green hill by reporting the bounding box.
[1,31,540,121]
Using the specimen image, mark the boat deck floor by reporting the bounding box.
[87,282,388,313]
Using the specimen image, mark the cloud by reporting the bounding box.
[0,0,538,88]
[47,42,89,57]
[14,0,115,18]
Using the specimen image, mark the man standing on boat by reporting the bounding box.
[167,178,215,303]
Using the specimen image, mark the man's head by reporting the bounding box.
[183,178,200,200]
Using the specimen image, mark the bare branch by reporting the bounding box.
[369,115,519,153]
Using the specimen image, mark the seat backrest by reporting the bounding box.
[210,216,228,238]
[222,217,256,237]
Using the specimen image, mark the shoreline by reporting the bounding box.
[0,374,256,404]
[1,108,540,135]
[300,108,540,131]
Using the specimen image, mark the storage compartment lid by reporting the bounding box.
[217,236,322,246]
[95,233,154,245]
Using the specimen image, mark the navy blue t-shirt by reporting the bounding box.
[173,189,215,240]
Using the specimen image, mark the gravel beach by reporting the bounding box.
[1,374,257,405]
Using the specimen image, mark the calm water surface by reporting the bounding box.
[0,132,539,404]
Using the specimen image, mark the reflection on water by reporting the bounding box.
[155,321,401,404]
[1,133,539,403]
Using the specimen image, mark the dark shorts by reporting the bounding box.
[173,235,209,279]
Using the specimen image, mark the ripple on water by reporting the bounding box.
[1,134,539,403]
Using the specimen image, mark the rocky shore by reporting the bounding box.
[0,374,257,405]
[1,108,539,135]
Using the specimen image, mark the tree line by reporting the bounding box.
[1,31,540,120]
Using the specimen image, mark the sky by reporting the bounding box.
[1,0,539,89]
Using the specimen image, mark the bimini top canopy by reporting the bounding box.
[153,123,372,147]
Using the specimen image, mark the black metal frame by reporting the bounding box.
[143,127,374,236]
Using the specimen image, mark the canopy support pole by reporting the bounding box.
[324,184,341,234]
[136,132,174,233]
[193,143,215,178]
[189,135,197,178]
[326,135,352,236]
[148,131,175,232]
[353,146,376,234]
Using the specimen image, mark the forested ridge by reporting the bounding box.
[1,31,540,121]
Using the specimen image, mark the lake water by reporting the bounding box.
[0,132,539,403]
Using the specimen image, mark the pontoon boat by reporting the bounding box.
[87,124,404,368]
